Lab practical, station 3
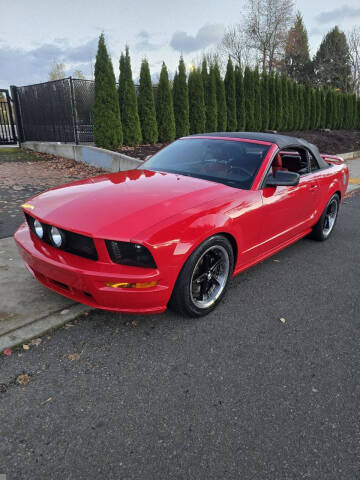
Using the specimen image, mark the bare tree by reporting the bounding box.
[348,26,360,95]
[73,69,86,79]
[48,62,66,81]
[218,25,254,70]
[244,0,295,73]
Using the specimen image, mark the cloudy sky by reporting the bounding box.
[1,0,359,88]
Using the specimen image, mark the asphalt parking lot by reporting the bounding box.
[1,192,359,480]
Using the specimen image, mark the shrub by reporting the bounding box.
[224,57,237,131]
[156,62,176,142]
[214,62,227,131]
[173,56,189,138]
[188,68,206,134]
[138,58,158,144]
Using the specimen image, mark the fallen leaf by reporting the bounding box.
[3,348,12,356]
[30,338,42,347]
[60,309,70,315]
[280,317,286,324]
[64,323,74,329]
[17,374,30,385]
[273,259,280,263]
[67,353,81,361]
[22,344,30,350]
[41,397,53,405]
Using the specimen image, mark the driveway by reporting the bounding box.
[1,192,359,480]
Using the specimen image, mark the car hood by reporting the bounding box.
[24,169,230,240]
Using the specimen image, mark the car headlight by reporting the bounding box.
[50,226,65,248]
[33,219,44,239]
[105,241,157,268]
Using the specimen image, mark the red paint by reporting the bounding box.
[14,137,349,314]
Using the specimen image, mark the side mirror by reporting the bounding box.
[266,170,300,187]
[144,155,152,161]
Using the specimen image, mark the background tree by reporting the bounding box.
[173,56,190,138]
[93,34,122,149]
[49,62,66,80]
[188,68,206,134]
[253,67,262,131]
[284,12,312,83]
[120,46,142,146]
[219,24,251,70]
[206,65,218,131]
[244,66,255,131]
[118,53,126,115]
[224,57,237,131]
[214,62,227,131]
[313,26,352,92]
[235,66,246,130]
[347,26,360,95]
[138,58,158,144]
[261,72,269,131]
[244,0,295,73]
[73,69,86,79]
[156,62,176,142]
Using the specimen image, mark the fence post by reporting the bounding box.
[69,77,79,144]
[10,86,24,143]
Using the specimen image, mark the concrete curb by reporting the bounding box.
[22,141,143,172]
[338,150,360,161]
[0,304,91,353]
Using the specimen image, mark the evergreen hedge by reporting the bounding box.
[260,72,269,131]
[224,58,237,131]
[244,66,255,131]
[214,62,227,131]
[206,65,218,131]
[253,68,262,131]
[188,68,206,134]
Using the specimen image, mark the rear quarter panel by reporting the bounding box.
[314,161,348,221]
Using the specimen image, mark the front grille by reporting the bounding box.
[25,213,98,260]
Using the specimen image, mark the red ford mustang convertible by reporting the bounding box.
[15,133,349,317]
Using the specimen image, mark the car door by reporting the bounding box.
[258,149,320,254]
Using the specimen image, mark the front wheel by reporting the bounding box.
[169,235,234,317]
[310,193,340,241]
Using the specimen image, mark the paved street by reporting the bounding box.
[1,192,359,480]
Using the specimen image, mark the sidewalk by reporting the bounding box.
[1,152,360,352]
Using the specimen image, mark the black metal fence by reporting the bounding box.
[11,78,95,144]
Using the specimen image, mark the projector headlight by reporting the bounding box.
[33,219,44,239]
[105,241,157,268]
[50,226,65,248]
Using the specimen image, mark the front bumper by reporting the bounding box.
[14,223,172,314]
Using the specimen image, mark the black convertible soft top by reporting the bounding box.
[187,132,329,169]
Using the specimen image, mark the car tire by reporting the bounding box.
[310,193,340,241]
[169,235,234,317]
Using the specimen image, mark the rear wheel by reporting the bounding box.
[310,193,340,241]
[169,235,234,317]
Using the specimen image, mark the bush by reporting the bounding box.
[214,63,227,131]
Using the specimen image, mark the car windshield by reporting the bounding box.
[139,138,271,190]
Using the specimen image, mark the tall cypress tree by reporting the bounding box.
[118,52,126,116]
[156,62,175,142]
[299,85,305,130]
[235,66,245,131]
[120,46,142,146]
[284,12,312,84]
[173,56,190,138]
[325,89,333,128]
[281,74,289,130]
[206,65,218,131]
[287,79,294,130]
[253,67,262,132]
[319,88,326,128]
[268,73,276,130]
[293,82,300,130]
[138,58,157,144]
[224,57,237,131]
[261,72,269,131]
[275,74,283,131]
[93,34,123,149]
[214,62,227,131]
[304,83,311,129]
[188,68,206,134]
[244,66,255,131]
[201,59,208,113]
[310,88,317,130]
[315,88,321,129]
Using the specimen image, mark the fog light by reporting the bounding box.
[105,281,158,289]
[34,219,44,239]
